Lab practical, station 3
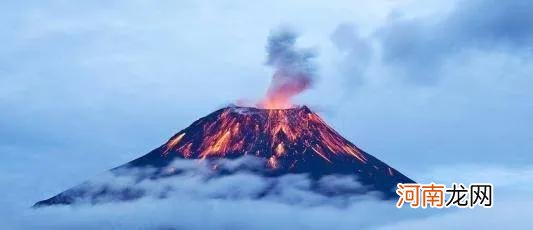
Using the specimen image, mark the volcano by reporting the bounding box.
[34,105,414,207]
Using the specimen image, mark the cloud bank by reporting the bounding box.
[11,157,431,229]
[6,160,533,229]
[332,0,533,84]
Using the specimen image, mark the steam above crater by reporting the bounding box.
[258,27,317,109]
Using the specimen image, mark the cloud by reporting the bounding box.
[375,0,533,83]
[414,164,533,193]
[331,0,533,85]
[7,157,433,229]
[330,23,373,86]
[7,161,533,229]
[11,194,423,230]
[377,164,533,229]
[36,156,375,207]
[378,197,533,229]
[325,0,533,168]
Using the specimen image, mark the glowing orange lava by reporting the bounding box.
[258,72,311,109]
[163,132,185,155]
[160,106,369,169]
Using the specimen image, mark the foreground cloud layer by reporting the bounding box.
[14,157,432,229]
[36,157,377,206]
[12,158,533,229]
[6,161,533,229]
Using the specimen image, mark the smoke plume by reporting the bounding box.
[259,27,317,109]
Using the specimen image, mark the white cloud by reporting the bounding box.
[3,158,530,229]
[4,157,433,229]
[374,163,533,229]
[0,159,533,229]
[377,194,533,229]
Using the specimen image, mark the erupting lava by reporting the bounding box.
[125,105,414,190]
[160,106,367,166]
[258,72,312,109]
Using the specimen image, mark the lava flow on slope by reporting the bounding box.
[130,105,413,191]
[35,105,414,207]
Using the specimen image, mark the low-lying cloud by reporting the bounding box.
[39,156,376,207]
[3,158,533,229]
[9,157,432,229]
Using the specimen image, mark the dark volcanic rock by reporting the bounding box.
[34,106,414,207]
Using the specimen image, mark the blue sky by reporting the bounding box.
[1,0,533,228]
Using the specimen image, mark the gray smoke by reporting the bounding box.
[260,27,317,108]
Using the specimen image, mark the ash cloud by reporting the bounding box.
[260,27,317,108]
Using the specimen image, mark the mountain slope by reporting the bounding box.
[34,106,414,207]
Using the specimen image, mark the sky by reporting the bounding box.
[1,0,533,229]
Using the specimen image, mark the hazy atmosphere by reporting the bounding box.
[1,0,532,229]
